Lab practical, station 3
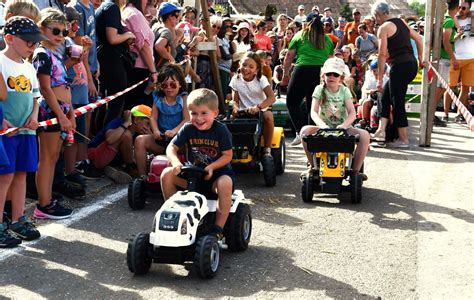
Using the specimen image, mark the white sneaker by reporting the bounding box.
[289,134,302,146]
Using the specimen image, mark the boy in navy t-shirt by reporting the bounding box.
[161,88,234,239]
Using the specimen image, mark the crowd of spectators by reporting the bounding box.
[0,0,471,248]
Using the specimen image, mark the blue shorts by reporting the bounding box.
[0,134,38,174]
[73,104,87,144]
[196,167,235,199]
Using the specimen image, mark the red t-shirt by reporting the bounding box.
[254,33,272,51]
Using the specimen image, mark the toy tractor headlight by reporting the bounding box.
[159,211,180,231]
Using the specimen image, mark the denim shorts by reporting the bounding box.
[0,134,38,174]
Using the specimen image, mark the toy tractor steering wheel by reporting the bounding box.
[180,165,208,192]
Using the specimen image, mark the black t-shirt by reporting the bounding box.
[95,0,126,52]
[171,121,233,169]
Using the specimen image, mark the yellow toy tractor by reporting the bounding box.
[301,129,363,204]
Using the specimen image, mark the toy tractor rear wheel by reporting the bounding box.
[194,235,220,279]
[262,156,276,187]
[126,232,152,275]
[224,203,252,251]
[272,139,286,175]
[128,178,146,210]
[301,174,314,203]
[350,174,362,204]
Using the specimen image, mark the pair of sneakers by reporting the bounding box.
[0,216,41,248]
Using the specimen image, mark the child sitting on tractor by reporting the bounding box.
[301,57,369,180]
[160,88,234,240]
[229,51,276,157]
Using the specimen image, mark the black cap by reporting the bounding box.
[3,16,47,42]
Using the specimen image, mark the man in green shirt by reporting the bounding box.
[433,0,459,126]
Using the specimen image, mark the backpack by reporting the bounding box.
[152,24,171,68]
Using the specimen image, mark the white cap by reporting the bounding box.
[321,57,349,77]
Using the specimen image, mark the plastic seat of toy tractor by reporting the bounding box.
[304,129,357,154]
[222,114,262,151]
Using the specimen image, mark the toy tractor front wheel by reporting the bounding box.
[127,232,152,275]
[272,139,286,175]
[224,203,252,251]
[262,156,276,187]
[350,174,362,204]
[301,174,314,203]
[128,178,146,210]
[194,235,220,279]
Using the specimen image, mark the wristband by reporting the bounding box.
[149,71,157,74]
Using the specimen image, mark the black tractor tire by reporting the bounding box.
[126,232,152,275]
[272,139,286,175]
[194,235,220,279]
[262,155,276,187]
[224,203,252,252]
[350,174,362,204]
[128,178,146,210]
[301,174,314,203]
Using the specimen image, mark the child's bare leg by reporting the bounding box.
[64,143,78,174]
[36,132,63,207]
[134,134,165,176]
[263,111,274,148]
[362,100,372,120]
[347,128,369,172]
[214,175,233,229]
[300,125,318,167]
[160,167,187,200]
[0,174,14,222]
[118,129,133,164]
[9,172,26,221]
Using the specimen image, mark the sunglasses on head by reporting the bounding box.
[160,81,178,89]
[326,72,341,78]
[212,24,221,29]
[48,27,69,37]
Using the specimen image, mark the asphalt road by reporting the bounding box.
[1,119,473,299]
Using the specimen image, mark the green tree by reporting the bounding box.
[409,0,426,17]
[340,3,353,21]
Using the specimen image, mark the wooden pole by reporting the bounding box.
[191,0,200,91]
[419,0,443,146]
[199,0,225,114]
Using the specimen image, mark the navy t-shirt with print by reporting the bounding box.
[171,121,232,170]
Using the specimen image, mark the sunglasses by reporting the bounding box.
[48,27,69,37]
[19,37,38,48]
[160,81,178,89]
[212,24,221,29]
[325,72,341,78]
[459,6,468,11]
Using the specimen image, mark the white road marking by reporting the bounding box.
[0,187,127,261]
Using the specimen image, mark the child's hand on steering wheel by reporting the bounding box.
[172,164,183,175]
[204,166,213,180]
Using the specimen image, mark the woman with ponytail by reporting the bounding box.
[280,13,334,146]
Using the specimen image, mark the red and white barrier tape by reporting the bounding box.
[429,61,474,131]
[0,57,193,136]
[0,78,148,136]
